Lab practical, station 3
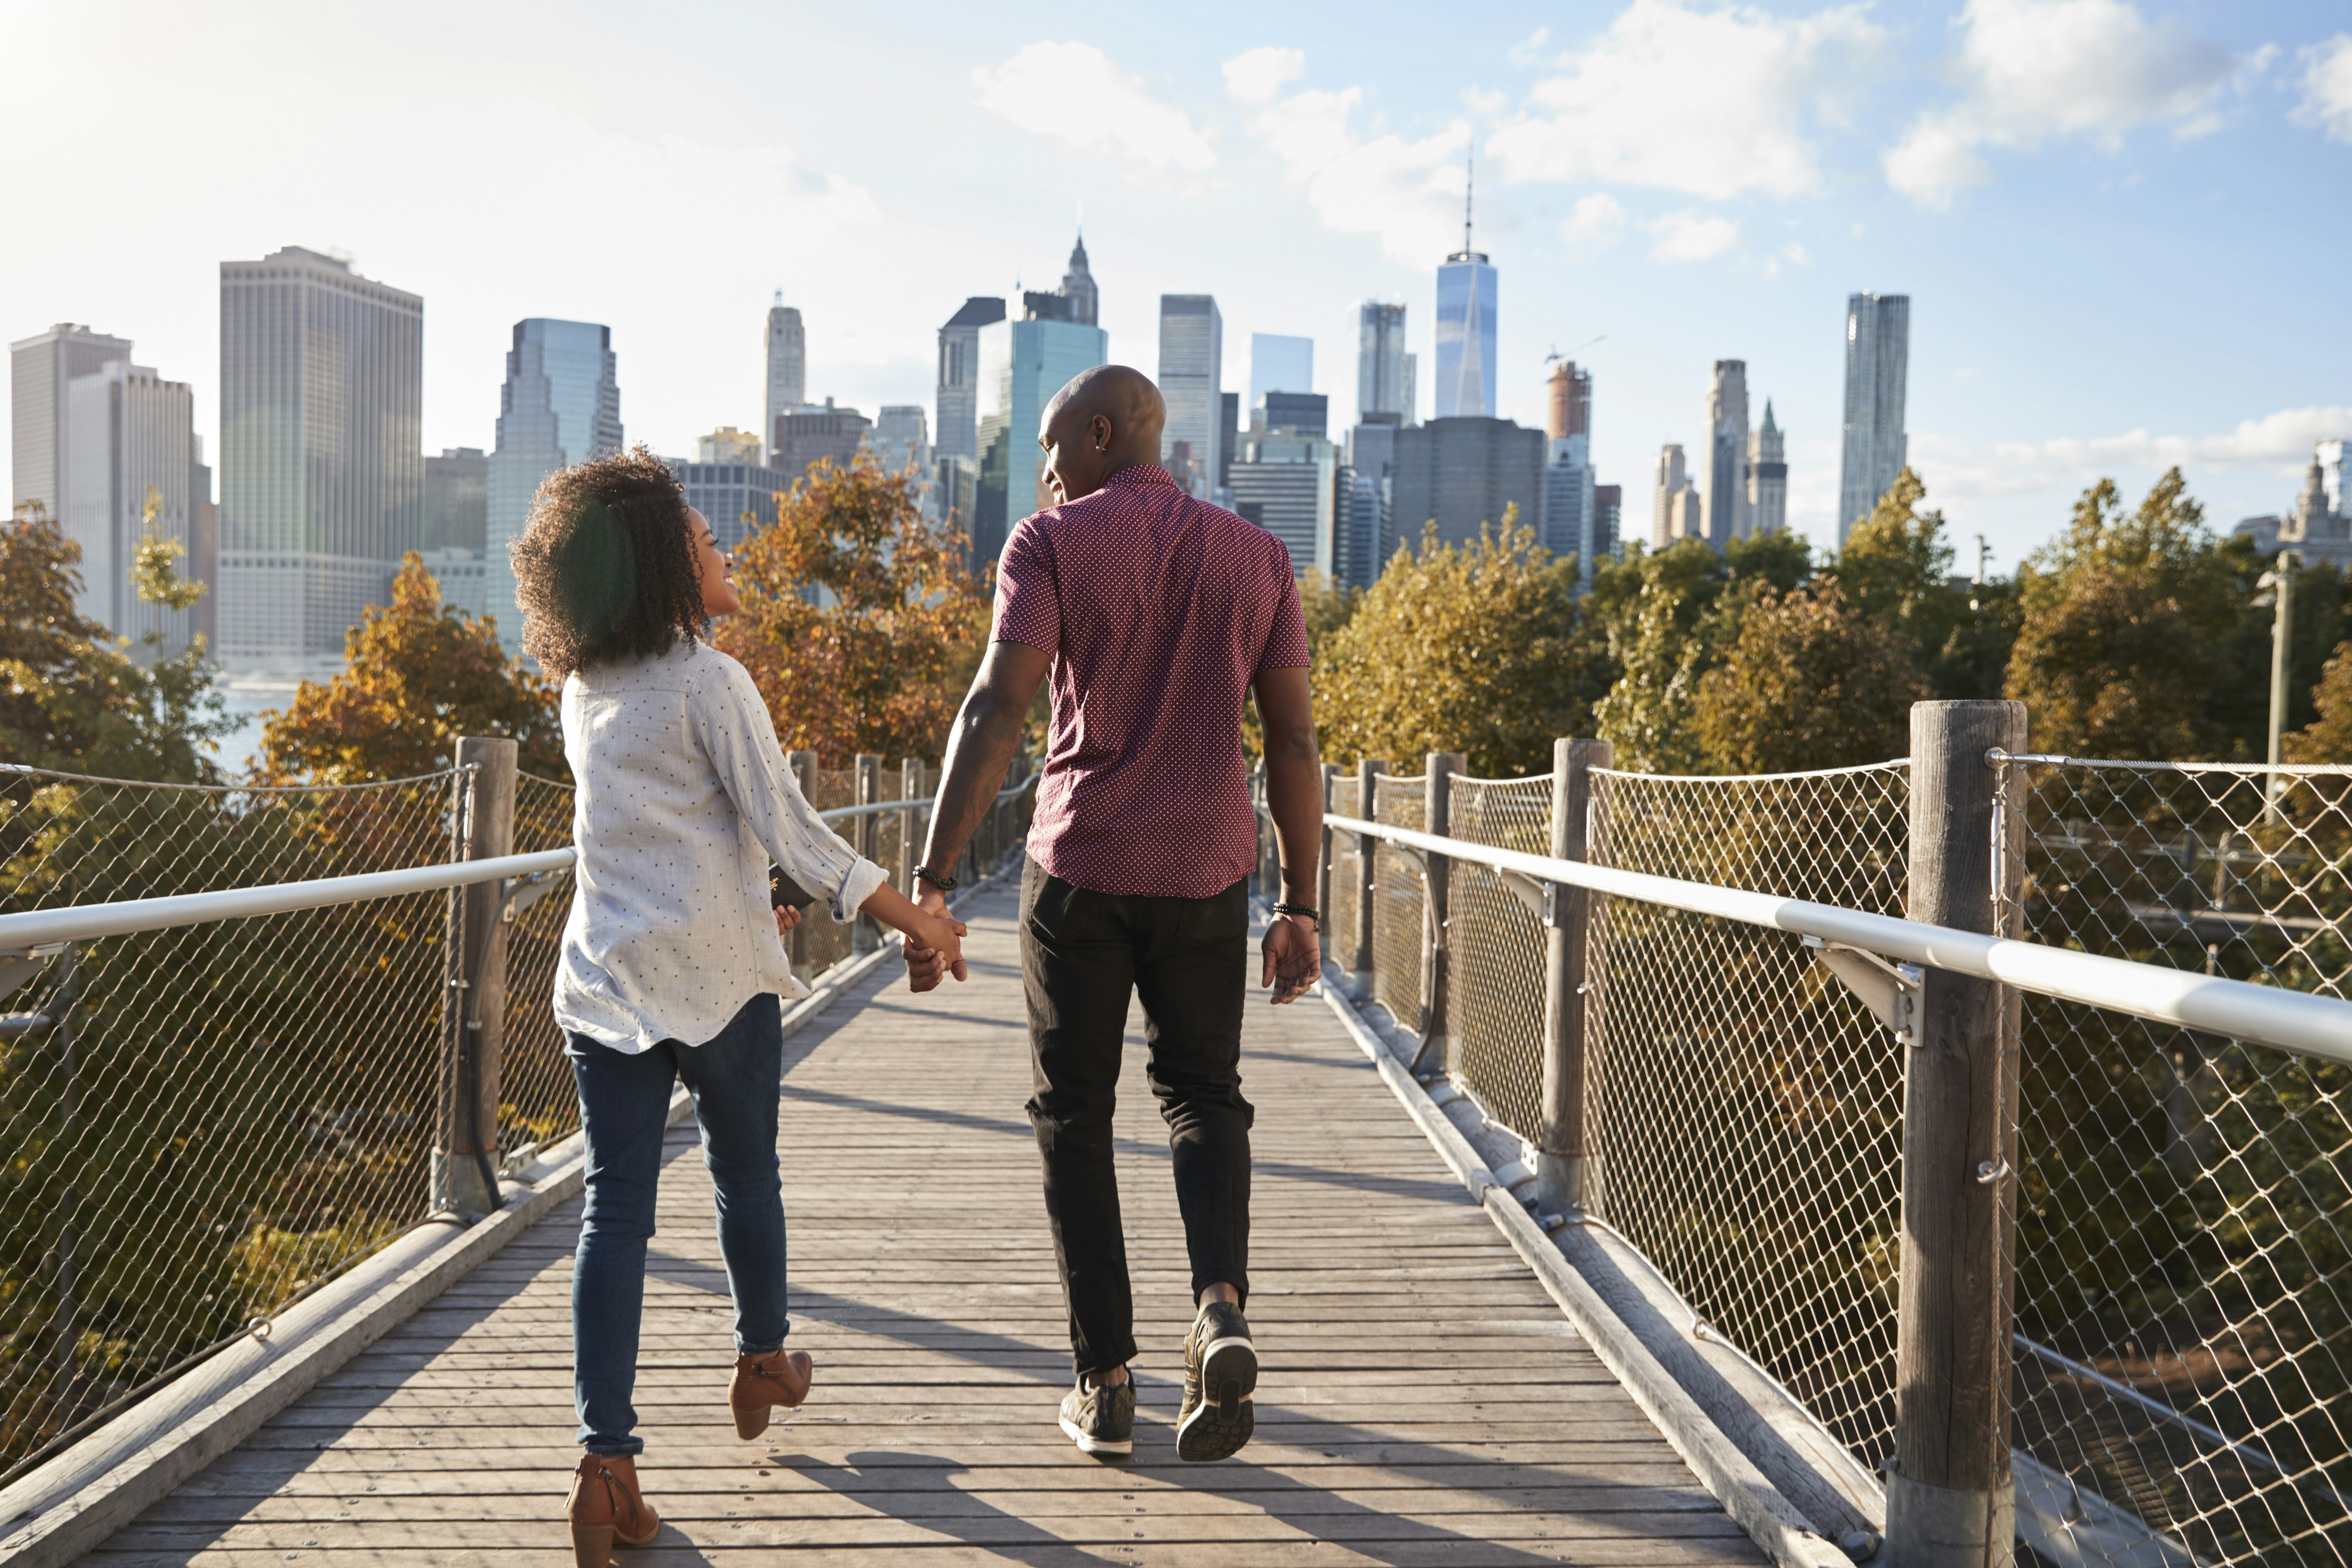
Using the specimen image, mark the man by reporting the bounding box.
[904,364,1325,1463]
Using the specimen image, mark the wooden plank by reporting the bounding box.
[73,884,1759,1566]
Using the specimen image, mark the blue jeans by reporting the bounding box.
[567,993,789,1456]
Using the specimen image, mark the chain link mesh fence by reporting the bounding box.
[1370,774,1426,1032]
[1999,755,2352,1567]
[1444,775,1557,1141]
[502,773,581,1169]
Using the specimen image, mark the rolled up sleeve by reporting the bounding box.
[691,659,889,922]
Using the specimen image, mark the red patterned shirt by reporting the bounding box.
[994,464,1310,899]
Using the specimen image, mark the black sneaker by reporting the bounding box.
[1177,1301,1257,1462]
[1057,1373,1134,1456]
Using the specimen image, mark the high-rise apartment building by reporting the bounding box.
[219,247,424,667]
[1357,302,1409,424]
[1748,402,1788,537]
[1593,485,1622,561]
[1435,186,1498,420]
[11,322,134,523]
[935,296,1007,464]
[1340,416,1399,592]
[1838,292,1910,544]
[1546,360,1591,442]
[1230,431,1339,579]
[973,306,1108,563]
[486,317,622,652]
[1544,359,1597,583]
[1219,393,1239,492]
[1703,360,1751,551]
[423,448,487,552]
[1656,446,1693,552]
[764,294,806,463]
[1158,295,1223,497]
[775,401,872,485]
[1248,334,1314,414]
[1392,417,1545,553]
[62,358,201,649]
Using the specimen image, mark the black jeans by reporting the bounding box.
[1020,855,1254,1377]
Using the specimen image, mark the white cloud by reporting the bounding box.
[974,41,1215,172]
[1510,28,1554,68]
[1486,0,1886,201]
[1885,0,2239,209]
[1561,193,1627,252]
[1911,406,2352,502]
[2295,35,2352,142]
[1648,209,1740,262]
[1782,241,1811,265]
[1222,49,1472,266]
[1222,45,1304,108]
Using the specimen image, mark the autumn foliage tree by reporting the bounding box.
[256,552,563,784]
[1694,577,1926,773]
[717,453,992,764]
[1314,516,1602,778]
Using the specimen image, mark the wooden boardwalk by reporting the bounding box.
[80,882,1762,1566]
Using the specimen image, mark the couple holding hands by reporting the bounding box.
[514,365,1326,1565]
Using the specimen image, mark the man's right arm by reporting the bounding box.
[904,639,1051,991]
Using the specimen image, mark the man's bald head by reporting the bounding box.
[1038,365,1167,505]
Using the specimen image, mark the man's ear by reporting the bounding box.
[1093,413,1113,452]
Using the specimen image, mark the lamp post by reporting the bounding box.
[2256,550,2295,823]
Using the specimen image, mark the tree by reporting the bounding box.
[1314,515,1601,778]
[1836,467,2018,701]
[1590,534,1810,774]
[2286,639,2352,763]
[2005,469,2243,759]
[255,552,563,784]
[717,453,993,764]
[1694,577,1926,773]
[0,502,227,782]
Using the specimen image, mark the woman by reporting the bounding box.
[512,449,968,1566]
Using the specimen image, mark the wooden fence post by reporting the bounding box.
[1889,700,2027,1568]
[854,754,881,951]
[436,736,515,1219]
[1412,752,1465,1074]
[1537,737,1611,1219]
[788,750,818,980]
[900,758,923,898]
[1352,758,1387,1001]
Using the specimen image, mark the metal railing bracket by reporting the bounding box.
[1803,936,1922,1042]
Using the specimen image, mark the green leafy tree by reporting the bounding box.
[256,552,563,784]
[718,453,992,765]
[2005,469,2243,759]
[1590,533,1811,773]
[1314,515,1600,777]
[1694,577,1927,772]
[1837,467,2020,701]
[0,502,227,782]
[2286,639,2352,764]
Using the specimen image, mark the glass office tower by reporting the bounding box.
[972,314,1108,564]
[487,319,622,652]
[1434,252,1497,419]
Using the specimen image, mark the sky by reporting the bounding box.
[4,0,2348,572]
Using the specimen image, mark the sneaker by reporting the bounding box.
[1177,1300,1258,1462]
[1057,1373,1134,1456]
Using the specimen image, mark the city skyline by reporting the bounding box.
[4,2,2346,573]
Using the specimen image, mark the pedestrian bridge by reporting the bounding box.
[1,718,2347,1568]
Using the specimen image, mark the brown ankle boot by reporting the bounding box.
[729,1347,813,1439]
[567,1453,658,1566]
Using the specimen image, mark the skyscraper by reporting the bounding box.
[1340,417,1399,592]
[935,296,1007,463]
[1652,444,1688,550]
[867,405,932,513]
[1229,430,1338,578]
[1593,485,1623,561]
[1703,360,1751,551]
[1434,170,1498,420]
[972,302,1108,563]
[1158,295,1223,497]
[62,357,200,649]
[486,318,622,652]
[219,247,424,667]
[423,448,487,551]
[11,322,134,523]
[1391,417,1545,553]
[1357,302,1409,423]
[775,401,871,484]
[1248,334,1314,415]
[1748,402,1788,537]
[1546,360,1591,443]
[1259,393,1328,438]
[1059,233,1099,327]
[1838,292,1910,544]
[764,294,806,463]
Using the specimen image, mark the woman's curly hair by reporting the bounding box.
[512,447,705,682]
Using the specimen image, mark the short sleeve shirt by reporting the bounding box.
[994,464,1309,899]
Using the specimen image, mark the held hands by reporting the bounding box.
[1261,915,1320,1005]
[903,887,969,993]
[774,905,803,936]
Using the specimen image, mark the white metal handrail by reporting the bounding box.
[1325,812,2352,1066]
[0,777,1039,956]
